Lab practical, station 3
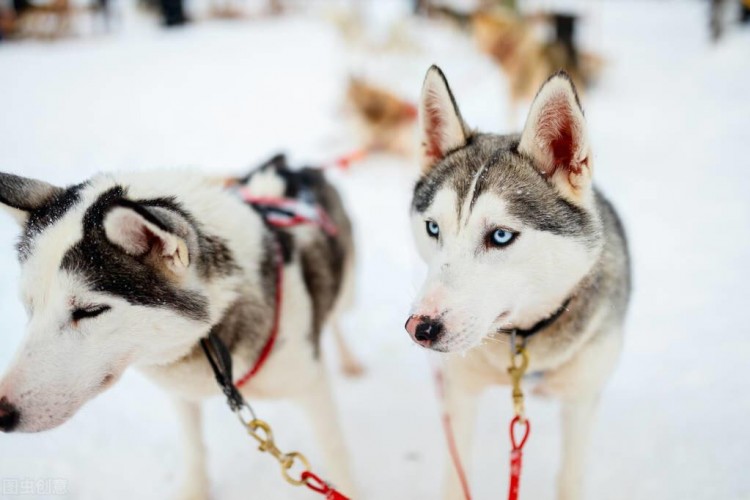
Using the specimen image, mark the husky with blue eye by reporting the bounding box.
[0,155,360,499]
[405,66,630,500]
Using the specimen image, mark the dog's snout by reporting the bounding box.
[0,397,20,432]
[405,315,444,347]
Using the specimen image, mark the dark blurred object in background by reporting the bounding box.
[4,0,73,39]
[415,0,518,18]
[711,0,728,40]
[160,0,187,26]
[552,12,578,68]
[0,0,110,40]
[137,0,188,26]
[710,0,750,41]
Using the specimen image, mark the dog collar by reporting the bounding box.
[499,297,573,340]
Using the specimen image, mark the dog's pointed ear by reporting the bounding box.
[104,203,192,276]
[0,173,64,226]
[519,72,592,201]
[419,65,471,173]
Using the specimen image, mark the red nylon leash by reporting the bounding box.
[508,416,531,500]
[433,364,532,500]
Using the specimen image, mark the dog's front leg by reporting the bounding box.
[295,370,357,497]
[440,362,485,500]
[558,396,599,500]
[172,398,210,500]
[539,331,623,500]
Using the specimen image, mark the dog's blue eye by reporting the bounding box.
[487,228,516,247]
[426,220,440,238]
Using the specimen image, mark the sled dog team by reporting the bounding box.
[0,66,630,500]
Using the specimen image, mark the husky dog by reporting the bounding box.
[405,66,630,500]
[0,156,359,499]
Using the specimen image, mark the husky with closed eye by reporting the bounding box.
[0,155,360,499]
[405,66,630,500]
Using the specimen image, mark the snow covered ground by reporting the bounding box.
[1,1,749,499]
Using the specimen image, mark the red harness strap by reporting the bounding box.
[240,195,339,238]
[232,194,338,388]
[235,241,284,388]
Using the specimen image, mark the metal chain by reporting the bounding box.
[246,417,311,486]
[507,330,529,422]
[232,403,312,487]
[201,334,345,497]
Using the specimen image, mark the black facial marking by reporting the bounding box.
[506,190,591,238]
[412,133,596,241]
[17,183,86,261]
[413,167,451,213]
[60,186,210,322]
[468,149,504,213]
[412,135,493,215]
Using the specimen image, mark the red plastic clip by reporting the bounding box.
[301,471,350,500]
[508,416,531,500]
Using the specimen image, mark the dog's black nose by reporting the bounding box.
[406,315,445,347]
[0,397,20,432]
[414,319,443,342]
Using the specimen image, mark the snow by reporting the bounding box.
[1,1,749,499]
